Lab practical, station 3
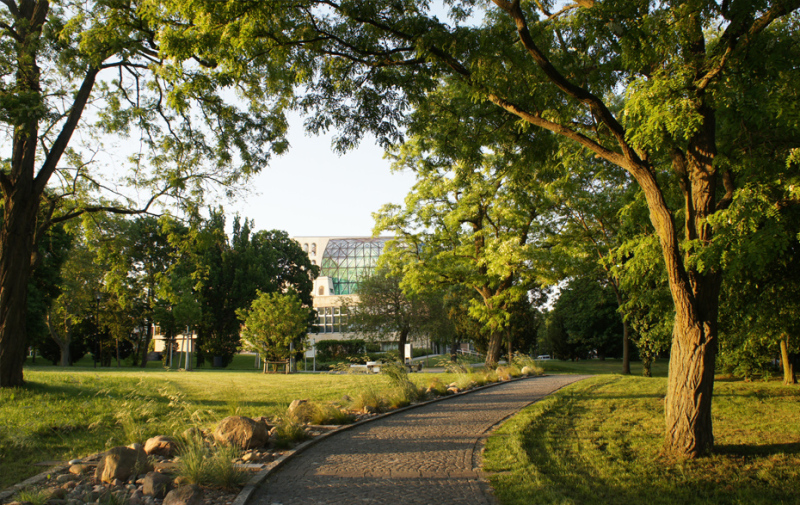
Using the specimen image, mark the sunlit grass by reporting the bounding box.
[483,375,800,505]
[0,364,458,488]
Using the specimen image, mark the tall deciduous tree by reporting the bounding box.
[346,265,434,355]
[0,0,292,386]
[170,0,800,456]
[189,210,317,366]
[376,148,552,366]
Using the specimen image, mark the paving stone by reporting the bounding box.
[250,375,588,505]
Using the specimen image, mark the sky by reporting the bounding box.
[227,113,418,238]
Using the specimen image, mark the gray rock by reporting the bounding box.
[143,471,173,499]
[69,464,91,475]
[163,485,203,505]
[94,446,152,484]
[143,436,178,457]
[213,416,268,449]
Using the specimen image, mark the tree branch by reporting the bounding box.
[34,66,100,195]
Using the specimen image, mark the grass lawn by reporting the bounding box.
[483,375,800,505]
[0,361,455,489]
[537,358,669,377]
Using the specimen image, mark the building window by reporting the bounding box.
[303,243,309,253]
[318,286,325,296]
[311,243,317,255]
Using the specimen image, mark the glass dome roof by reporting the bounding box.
[319,238,388,295]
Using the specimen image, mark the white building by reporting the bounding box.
[293,236,389,343]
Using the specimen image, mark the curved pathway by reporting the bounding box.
[250,374,589,505]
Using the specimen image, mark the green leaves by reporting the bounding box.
[238,291,311,362]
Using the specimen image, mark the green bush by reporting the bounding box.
[315,339,366,361]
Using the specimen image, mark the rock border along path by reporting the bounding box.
[247,374,589,505]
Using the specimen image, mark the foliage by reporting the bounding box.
[347,266,438,354]
[376,148,554,366]
[238,291,312,363]
[188,211,317,366]
[712,190,800,383]
[0,0,295,386]
[314,339,367,362]
[610,232,674,377]
[168,0,800,456]
[548,277,624,360]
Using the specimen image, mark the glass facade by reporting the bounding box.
[319,238,388,295]
[314,306,350,334]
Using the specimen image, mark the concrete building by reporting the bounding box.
[293,236,389,343]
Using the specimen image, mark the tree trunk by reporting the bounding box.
[609,283,631,374]
[622,319,631,374]
[485,331,502,367]
[398,328,409,359]
[664,310,718,457]
[642,353,653,378]
[46,313,72,368]
[0,198,39,386]
[780,335,796,385]
[140,317,152,368]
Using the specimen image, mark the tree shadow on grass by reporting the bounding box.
[715,442,800,456]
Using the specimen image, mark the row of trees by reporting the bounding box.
[24,210,316,369]
[2,0,798,460]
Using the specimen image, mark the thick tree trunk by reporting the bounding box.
[485,331,503,367]
[642,355,653,378]
[0,197,39,386]
[664,316,717,456]
[780,335,796,385]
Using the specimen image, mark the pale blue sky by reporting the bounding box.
[228,113,417,237]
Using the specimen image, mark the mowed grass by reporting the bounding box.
[0,363,455,488]
[483,375,800,505]
[537,358,669,377]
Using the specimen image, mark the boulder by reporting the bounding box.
[69,464,92,475]
[213,416,268,449]
[163,485,203,505]
[144,436,178,457]
[143,471,174,499]
[95,446,152,484]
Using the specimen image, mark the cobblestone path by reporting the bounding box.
[250,375,588,505]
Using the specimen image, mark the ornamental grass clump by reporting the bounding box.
[13,489,50,505]
[349,382,386,414]
[309,403,355,425]
[513,353,544,376]
[175,433,246,489]
[426,377,448,397]
[274,412,311,449]
[382,362,424,405]
[439,358,475,390]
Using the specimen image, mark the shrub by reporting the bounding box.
[315,339,366,361]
